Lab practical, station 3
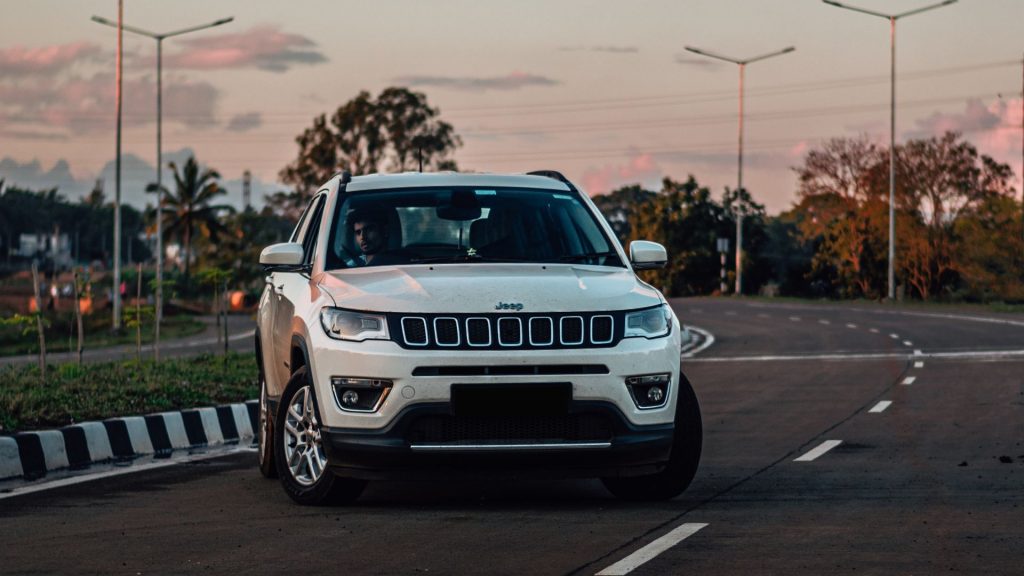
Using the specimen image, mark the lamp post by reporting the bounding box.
[684,45,795,296]
[822,0,957,300]
[91,14,233,358]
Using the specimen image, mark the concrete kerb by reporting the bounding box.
[0,400,258,482]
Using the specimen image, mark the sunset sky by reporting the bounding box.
[1,0,1022,214]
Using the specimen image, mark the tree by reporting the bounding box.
[894,132,1016,299]
[792,136,888,298]
[148,157,234,281]
[591,184,657,242]
[628,176,731,296]
[277,87,461,219]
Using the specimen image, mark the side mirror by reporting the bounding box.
[260,243,305,269]
[629,240,668,270]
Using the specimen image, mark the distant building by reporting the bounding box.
[17,231,72,268]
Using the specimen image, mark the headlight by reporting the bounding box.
[624,304,672,339]
[320,308,390,341]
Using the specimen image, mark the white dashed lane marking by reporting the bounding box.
[903,340,913,347]
[595,523,709,575]
[914,361,924,368]
[869,401,893,413]
[869,328,880,333]
[794,440,843,462]
[818,319,831,325]
[901,376,917,386]
[790,316,801,322]
[846,323,858,329]
[889,333,900,339]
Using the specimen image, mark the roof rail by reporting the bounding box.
[526,170,577,191]
[334,170,352,185]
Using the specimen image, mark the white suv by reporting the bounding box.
[256,170,701,505]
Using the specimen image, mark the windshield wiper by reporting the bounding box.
[556,251,618,263]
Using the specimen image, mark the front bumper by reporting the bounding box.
[321,400,675,480]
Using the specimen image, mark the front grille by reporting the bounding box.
[402,317,428,346]
[466,318,490,346]
[389,310,635,350]
[406,413,614,444]
[498,317,522,346]
[434,317,460,346]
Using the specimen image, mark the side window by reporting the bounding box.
[289,198,315,243]
[301,195,327,264]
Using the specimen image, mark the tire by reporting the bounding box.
[274,367,367,505]
[257,371,277,479]
[602,372,702,501]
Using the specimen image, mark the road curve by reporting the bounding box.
[1,297,1021,575]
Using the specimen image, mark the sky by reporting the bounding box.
[0,0,1022,215]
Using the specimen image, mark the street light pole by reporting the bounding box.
[91,14,233,358]
[684,45,795,296]
[823,0,958,300]
[113,0,123,330]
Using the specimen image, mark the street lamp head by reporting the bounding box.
[781,46,796,54]
[213,17,234,26]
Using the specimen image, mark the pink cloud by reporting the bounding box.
[1,73,218,136]
[910,98,1023,185]
[0,42,103,76]
[165,26,327,72]
[580,153,663,195]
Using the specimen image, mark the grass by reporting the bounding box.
[0,352,258,433]
[0,314,206,356]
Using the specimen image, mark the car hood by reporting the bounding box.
[317,264,663,314]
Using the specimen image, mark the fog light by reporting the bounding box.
[647,386,664,404]
[341,390,360,406]
[624,373,670,409]
[331,377,393,412]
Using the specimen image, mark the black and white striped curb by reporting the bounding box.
[0,400,258,481]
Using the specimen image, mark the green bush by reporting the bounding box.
[0,352,258,432]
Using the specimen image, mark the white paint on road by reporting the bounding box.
[889,333,900,339]
[687,348,1024,363]
[790,316,801,322]
[901,376,916,385]
[595,523,708,575]
[914,361,924,368]
[819,319,831,325]
[903,340,913,347]
[914,349,923,356]
[846,323,858,329]
[794,440,842,462]
[869,328,880,333]
[680,326,716,358]
[869,401,893,413]
[0,446,256,501]
[725,311,737,316]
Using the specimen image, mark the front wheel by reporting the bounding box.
[274,367,366,505]
[602,372,702,501]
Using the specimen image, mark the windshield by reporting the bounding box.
[324,187,623,270]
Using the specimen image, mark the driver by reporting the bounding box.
[348,208,390,265]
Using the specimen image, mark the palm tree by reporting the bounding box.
[147,157,234,280]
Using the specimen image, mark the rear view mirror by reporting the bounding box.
[260,243,305,269]
[629,241,668,270]
[436,189,482,221]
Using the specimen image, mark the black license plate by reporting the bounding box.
[451,382,571,416]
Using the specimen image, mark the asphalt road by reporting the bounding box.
[2,297,1022,575]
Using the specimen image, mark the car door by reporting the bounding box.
[270,193,327,388]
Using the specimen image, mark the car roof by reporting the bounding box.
[343,172,573,193]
